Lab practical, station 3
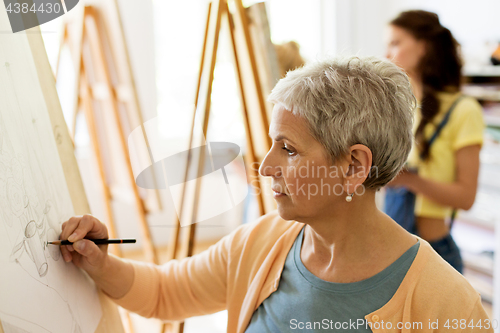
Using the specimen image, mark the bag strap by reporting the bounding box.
[450,210,457,228]
[419,94,464,228]
[419,94,464,159]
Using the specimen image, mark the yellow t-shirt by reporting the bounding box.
[407,92,485,219]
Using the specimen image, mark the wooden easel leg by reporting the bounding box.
[71,106,78,145]
[80,70,122,257]
[71,10,86,143]
[162,2,224,333]
[109,0,164,213]
[84,8,158,264]
[166,1,214,263]
[81,48,136,333]
[232,0,272,150]
[57,6,157,333]
[57,17,84,145]
[162,321,183,333]
[178,0,225,258]
[118,307,136,333]
[225,1,266,216]
[167,0,224,260]
[54,22,67,79]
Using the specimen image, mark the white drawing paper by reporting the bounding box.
[0,9,102,333]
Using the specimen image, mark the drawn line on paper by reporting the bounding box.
[0,310,52,333]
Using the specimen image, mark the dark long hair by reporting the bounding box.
[390,10,463,160]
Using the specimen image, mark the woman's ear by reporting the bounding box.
[343,144,373,195]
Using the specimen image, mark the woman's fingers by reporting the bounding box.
[60,215,83,240]
[60,214,108,243]
[72,240,103,265]
[68,215,96,242]
[60,243,72,262]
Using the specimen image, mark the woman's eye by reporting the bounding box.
[282,146,295,156]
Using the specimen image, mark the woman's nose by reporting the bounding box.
[259,151,281,178]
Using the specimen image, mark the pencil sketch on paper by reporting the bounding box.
[1,319,35,333]
[0,15,102,333]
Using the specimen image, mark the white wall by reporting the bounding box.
[117,0,157,122]
[392,0,500,67]
[267,0,399,60]
[268,0,500,68]
[330,0,500,66]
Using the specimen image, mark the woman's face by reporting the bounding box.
[259,104,348,222]
[386,25,426,76]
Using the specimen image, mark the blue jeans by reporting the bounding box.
[427,233,464,274]
[384,186,417,234]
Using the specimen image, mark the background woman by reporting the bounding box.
[385,10,485,273]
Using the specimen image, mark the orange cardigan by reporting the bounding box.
[111,211,493,332]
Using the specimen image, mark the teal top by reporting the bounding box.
[245,226,420,332]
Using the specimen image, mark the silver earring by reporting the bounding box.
[345,193,354,202]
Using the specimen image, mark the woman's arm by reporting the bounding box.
[61,214,231,320]
[89,254,134,299]
[390,144,481,210]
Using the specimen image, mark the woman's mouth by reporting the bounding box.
[272,188,287,197]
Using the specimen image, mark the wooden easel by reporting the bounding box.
[57,6,164,333]
[163,1,275,332]
[57,6,159,264]
[0,8,124,331]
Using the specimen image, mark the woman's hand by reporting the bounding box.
[387,168,417,188]
[388,145,480,210]
[59,214,134,299]
[59,214,109,280]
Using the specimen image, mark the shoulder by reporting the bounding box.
[229,210,302,249]
[454,95,482,116]
[411,240,481,318]
[437,92,482,116]
[435,93,485,149]
[447,95,483,126]
[415,242,478,298]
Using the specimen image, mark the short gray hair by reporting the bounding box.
[268,56,416,189]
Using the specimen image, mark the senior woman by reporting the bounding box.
[59,56,492,332]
